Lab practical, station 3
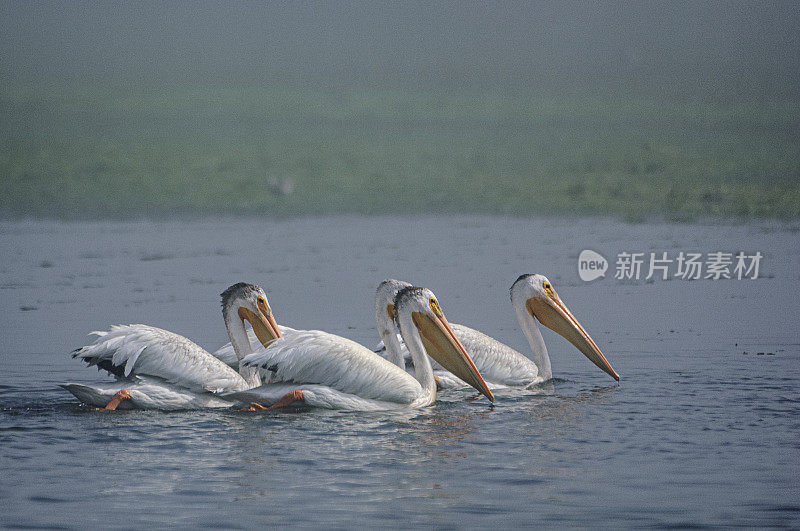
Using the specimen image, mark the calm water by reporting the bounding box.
[1,216,798,528]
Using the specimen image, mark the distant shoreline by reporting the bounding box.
[2,87,798,221]
[1,214,798,230]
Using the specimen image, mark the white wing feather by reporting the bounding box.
[375,324,540,387]
[241,329,422,404]
[211,342,239,369]
[72,324,249,394]
[450,323,540,386]
[211,326,294,370]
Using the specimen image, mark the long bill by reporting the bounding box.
[527,296,620,381]
[238,306,282,349]
[412,312,495,402]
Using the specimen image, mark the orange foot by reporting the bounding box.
[104,389,131,410]
[268,389,304,409]
[238,402,268,412]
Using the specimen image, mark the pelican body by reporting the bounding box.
[225,287,494,410]
[62,283,282,410]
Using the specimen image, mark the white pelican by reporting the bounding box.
[374,275,620,387]
[373,278,413,369]
[61,283,282,410]
[211,278,411,375]
[212,279,467,395]
[225,287,494,410]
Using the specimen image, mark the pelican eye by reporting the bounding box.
[429,298,443,318]
[256,296,269,314]
[542,283,555,298]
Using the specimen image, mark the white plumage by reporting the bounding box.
[224,286,494,410]
[372,278,541,388]
[374,275,620,386]
[73,325,249,394]
[448,323,541,386]
[375,325,538,389]
[212,325,292,369]
[62,283,284,410]
[235,328,423,404]
[61,281,498,412]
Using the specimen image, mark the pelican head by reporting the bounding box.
[510,274,619,381]
[375,278,412,330]
[221,282,282,349]
[395,286,494,402]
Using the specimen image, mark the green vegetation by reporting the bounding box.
[1,86,798,220]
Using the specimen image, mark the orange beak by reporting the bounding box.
[238,305,282,349]
[412,311,494,401]
[527,295,620,381]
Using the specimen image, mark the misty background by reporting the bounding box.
[1,1,799,219]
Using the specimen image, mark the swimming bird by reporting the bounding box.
[61,283,282,410]
[213,279,461,390]
[224,286,494,410]
[373,278,414,369]
[212,278,411,375]
[374,275,620,387]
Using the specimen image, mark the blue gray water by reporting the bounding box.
[1,216,798,528]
